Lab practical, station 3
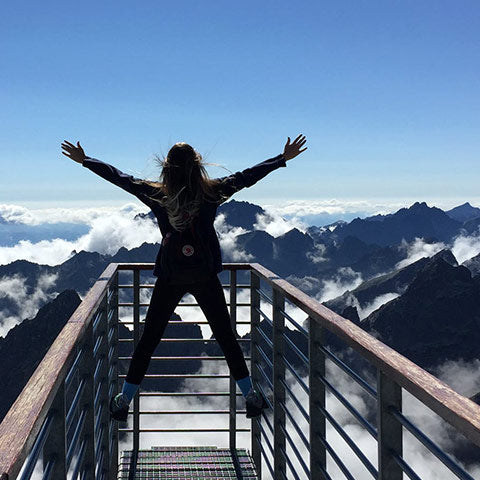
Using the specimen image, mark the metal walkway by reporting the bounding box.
[118,446,257,479]
[2,262,480,479]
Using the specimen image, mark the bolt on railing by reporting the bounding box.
[1,262,480,480]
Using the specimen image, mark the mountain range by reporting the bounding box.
[1,199,480,464]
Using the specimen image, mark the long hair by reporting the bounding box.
[133,142,230,231]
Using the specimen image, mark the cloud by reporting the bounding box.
[395,232,480,271]
[345,292,401,320]
[451,232,480,264]
[0,202,148,225]
[0,272,58,337]
[317,267,363,303]
[253,210,309,237]
[305,243,327,264]
[214,213,254,262]
[262,199,405,219]
[0,205,161,266]
[395,238,447,269]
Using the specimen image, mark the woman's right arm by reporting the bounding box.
[61,140,155,204]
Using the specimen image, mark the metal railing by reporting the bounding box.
[1,262,480,479]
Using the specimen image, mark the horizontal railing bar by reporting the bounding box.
[18,411,54,480]
[70,436,87,480]
[256,323,274,349]
[116,262,251,271]
[284,357,309,395]
[255,419,274,456]
[391,451,422,480]
[95,445,105,480]
[92,332,104,358]
[255,287,273,306]
[315,402,377,478]
[389,406,475,480]
[279,377,309,423]
[117,338,250,343]
[94,424,105,460]
[107,287,114,302]
[316,431,356,480]
[42,456,55,480]
[317,372,377,439]
[256,434,275,479]
[107,324,115,345]
[108,344,114,362]
[278,307,309,338]
[283,332,309,366]
[66,377,86,432]
[137,409,247,414]
[93,356,104,385]
[66,407,87,468]
[94,380,102,412]
[254,305,273,326]
[257,363,274,391]
[118,373,230,379]
[65,347,83,389]
[118,320,252,325]
[139,392,243,396]
[255,382,274,413]
[92,310,104,333]
[118,356,251,361]
[118,283,252,289]
[117,302,251,307]
[255,344,273,370]
[319,344,377,399]
[279,401,309,451]
[118,428,251,432]
[279,422,311,478]
[94,401,104,436]
[278,443,302,480]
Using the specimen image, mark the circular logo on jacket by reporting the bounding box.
[182,244,194,256]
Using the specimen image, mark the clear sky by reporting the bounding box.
[1,1,479,209]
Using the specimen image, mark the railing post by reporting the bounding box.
[250,271,262,477]
[96,293,111,478]
[229,269,237,452]
[108,271,119,480]
[272,288,286,478]
[133,269,140,456]
[79,321,96,477]
[42,380,67,479]
[377,370,402,480]
[309,317,327,479]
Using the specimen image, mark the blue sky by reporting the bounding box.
[1,0,479,209]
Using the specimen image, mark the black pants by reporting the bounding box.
[125,273,250,385]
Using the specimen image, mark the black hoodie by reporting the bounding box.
[82,153,287,280]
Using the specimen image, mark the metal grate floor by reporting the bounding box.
[118,446,258,479]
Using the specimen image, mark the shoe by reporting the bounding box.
[245,388,269,418]
[109,393,129,422]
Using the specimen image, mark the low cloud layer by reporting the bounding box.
[396,231,480,270]
[0,272,58,337]
[0,204,161,266]
[317,267,363,303]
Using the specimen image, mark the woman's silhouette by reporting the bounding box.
[61,135,307,422]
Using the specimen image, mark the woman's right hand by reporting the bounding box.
[283,134,307,161]
[61,140,86,164]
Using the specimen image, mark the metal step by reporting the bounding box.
[118,446,258,479]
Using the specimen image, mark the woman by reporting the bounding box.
[61,135,307,422]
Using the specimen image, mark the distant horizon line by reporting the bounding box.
[2,197,480,211]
